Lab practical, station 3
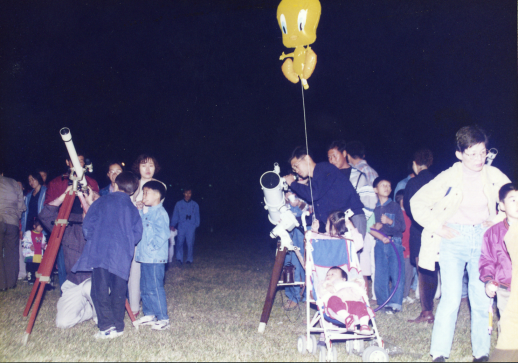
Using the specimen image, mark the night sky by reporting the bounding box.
[1,1,516,234]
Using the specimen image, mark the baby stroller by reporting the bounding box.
[297,231,389,362]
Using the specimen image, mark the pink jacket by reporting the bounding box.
[479,220,512,291]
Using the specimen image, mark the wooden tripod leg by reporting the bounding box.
[23,280,47,344]
[23,278,41,317]
[126,299,136,322]
[258,247,288,333]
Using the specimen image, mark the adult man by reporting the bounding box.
[171,188,200,265]
[327,140,377,230]
[45,153,99,288]
[39,152,100,328]
[283,147,364,233]
[0,167,26,290]
[346,141,379,186]
[403,149,435,324]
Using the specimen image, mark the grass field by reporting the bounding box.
[0,233,498,361]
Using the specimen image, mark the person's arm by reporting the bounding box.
[16,183,26,217]
[194,203,200,228]
[479,229,497,285]
[150,212,171,250]
[132,211,143,245]
[38,205,59,232]
[380,205,405,235]
[170,203,179,228]
[369,228,390,244]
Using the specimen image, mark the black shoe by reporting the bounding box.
[433,356,446,362]
[176,260,183,266]
[473,355,489,362]
[186,261,192,265]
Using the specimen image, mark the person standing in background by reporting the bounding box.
[171,188,200,265]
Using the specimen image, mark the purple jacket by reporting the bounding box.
[479,220,512,291]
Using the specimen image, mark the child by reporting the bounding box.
[134,181,171,330]
[72,171,143,339]
[311,210,364,252]
[395,189,415,304]
[320,266,373,335]
[479,183,516,334]
[369,177,406,314]
[21,220,47,284]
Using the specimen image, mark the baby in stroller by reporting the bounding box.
[321,266,374,335]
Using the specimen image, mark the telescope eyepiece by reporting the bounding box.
[60,127,70,136]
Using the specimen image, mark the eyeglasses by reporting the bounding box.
[108,170,122,175]
[463,149,487,160]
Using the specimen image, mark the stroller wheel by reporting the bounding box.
[310,335,318,355]
[362,346,389,362]
[297,335,307,354]
[318,345,327,362]
[354,339,365,354]
[345,340,354,355]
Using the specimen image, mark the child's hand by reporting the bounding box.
[345,219,354,229]
[311,219,320,232]
[381,214,393,225]
[382,237,390,244]
[30,245,34,251]
[136,201,144,210]
[485,281,498,298]
[373,222,383,230]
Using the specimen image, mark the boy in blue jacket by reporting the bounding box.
[134,181,171,330]
[369,177,406,314]
[72,171,142,339]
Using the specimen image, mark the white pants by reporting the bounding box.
[128,247,141,314]
[56,279,96,329]
[18,240,26,279]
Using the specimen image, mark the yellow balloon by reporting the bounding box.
[277,0,321,89]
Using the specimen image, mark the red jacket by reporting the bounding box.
[44,174,99,205]
[479,220,512,291]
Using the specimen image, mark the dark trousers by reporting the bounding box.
[91,268,127,332]
[26,262,40,283]
[416,257,439,312]
[0,222,20,289]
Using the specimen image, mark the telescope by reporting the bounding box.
[485,148,498,166]
[60,127,90,192]
[260,163,299,250]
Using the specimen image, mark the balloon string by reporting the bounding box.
[301,81,315,221]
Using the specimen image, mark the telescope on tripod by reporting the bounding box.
[258,163,306,334]
[21,128,137,345]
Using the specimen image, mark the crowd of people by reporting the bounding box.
[280,125,516,361]
[0,124,516,360]
[0,153,200,338]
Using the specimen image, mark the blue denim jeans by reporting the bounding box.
[430,224,489,359]
[284,227,305,303]
[140,263,169,321]
[374,237,405,311]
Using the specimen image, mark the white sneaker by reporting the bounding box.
[94,327,123,339]
[134,315,157,326]
[406,296,416,304]
[152,319,170,331]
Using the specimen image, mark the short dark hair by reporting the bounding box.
[107,162,124,172]
[132,154,161,176]
[183,187,192,193]
[328,210,348,237]
[327,140,347,153]
[115,172,139,195]
[373,177,390,189]
[455,125,488,153]
[413,148,433,167]
[499,183,517,202]
[395,189,405,204]
[33,219,42,229]
[346,141,365,159]
[28,171,44,187]
[288,146,311,163]
[328,266,348,280]
[143,180,166,200]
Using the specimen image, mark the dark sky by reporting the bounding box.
[1,1,516,233]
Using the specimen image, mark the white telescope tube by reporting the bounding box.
[60,128,86,187]
[260,164,285,225]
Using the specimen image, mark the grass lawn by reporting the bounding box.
[0,233,498,361]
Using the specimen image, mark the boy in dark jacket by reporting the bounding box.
[72,172,142,339]
[369,177,406,314]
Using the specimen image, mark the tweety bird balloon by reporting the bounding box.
[277,0,321,89]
